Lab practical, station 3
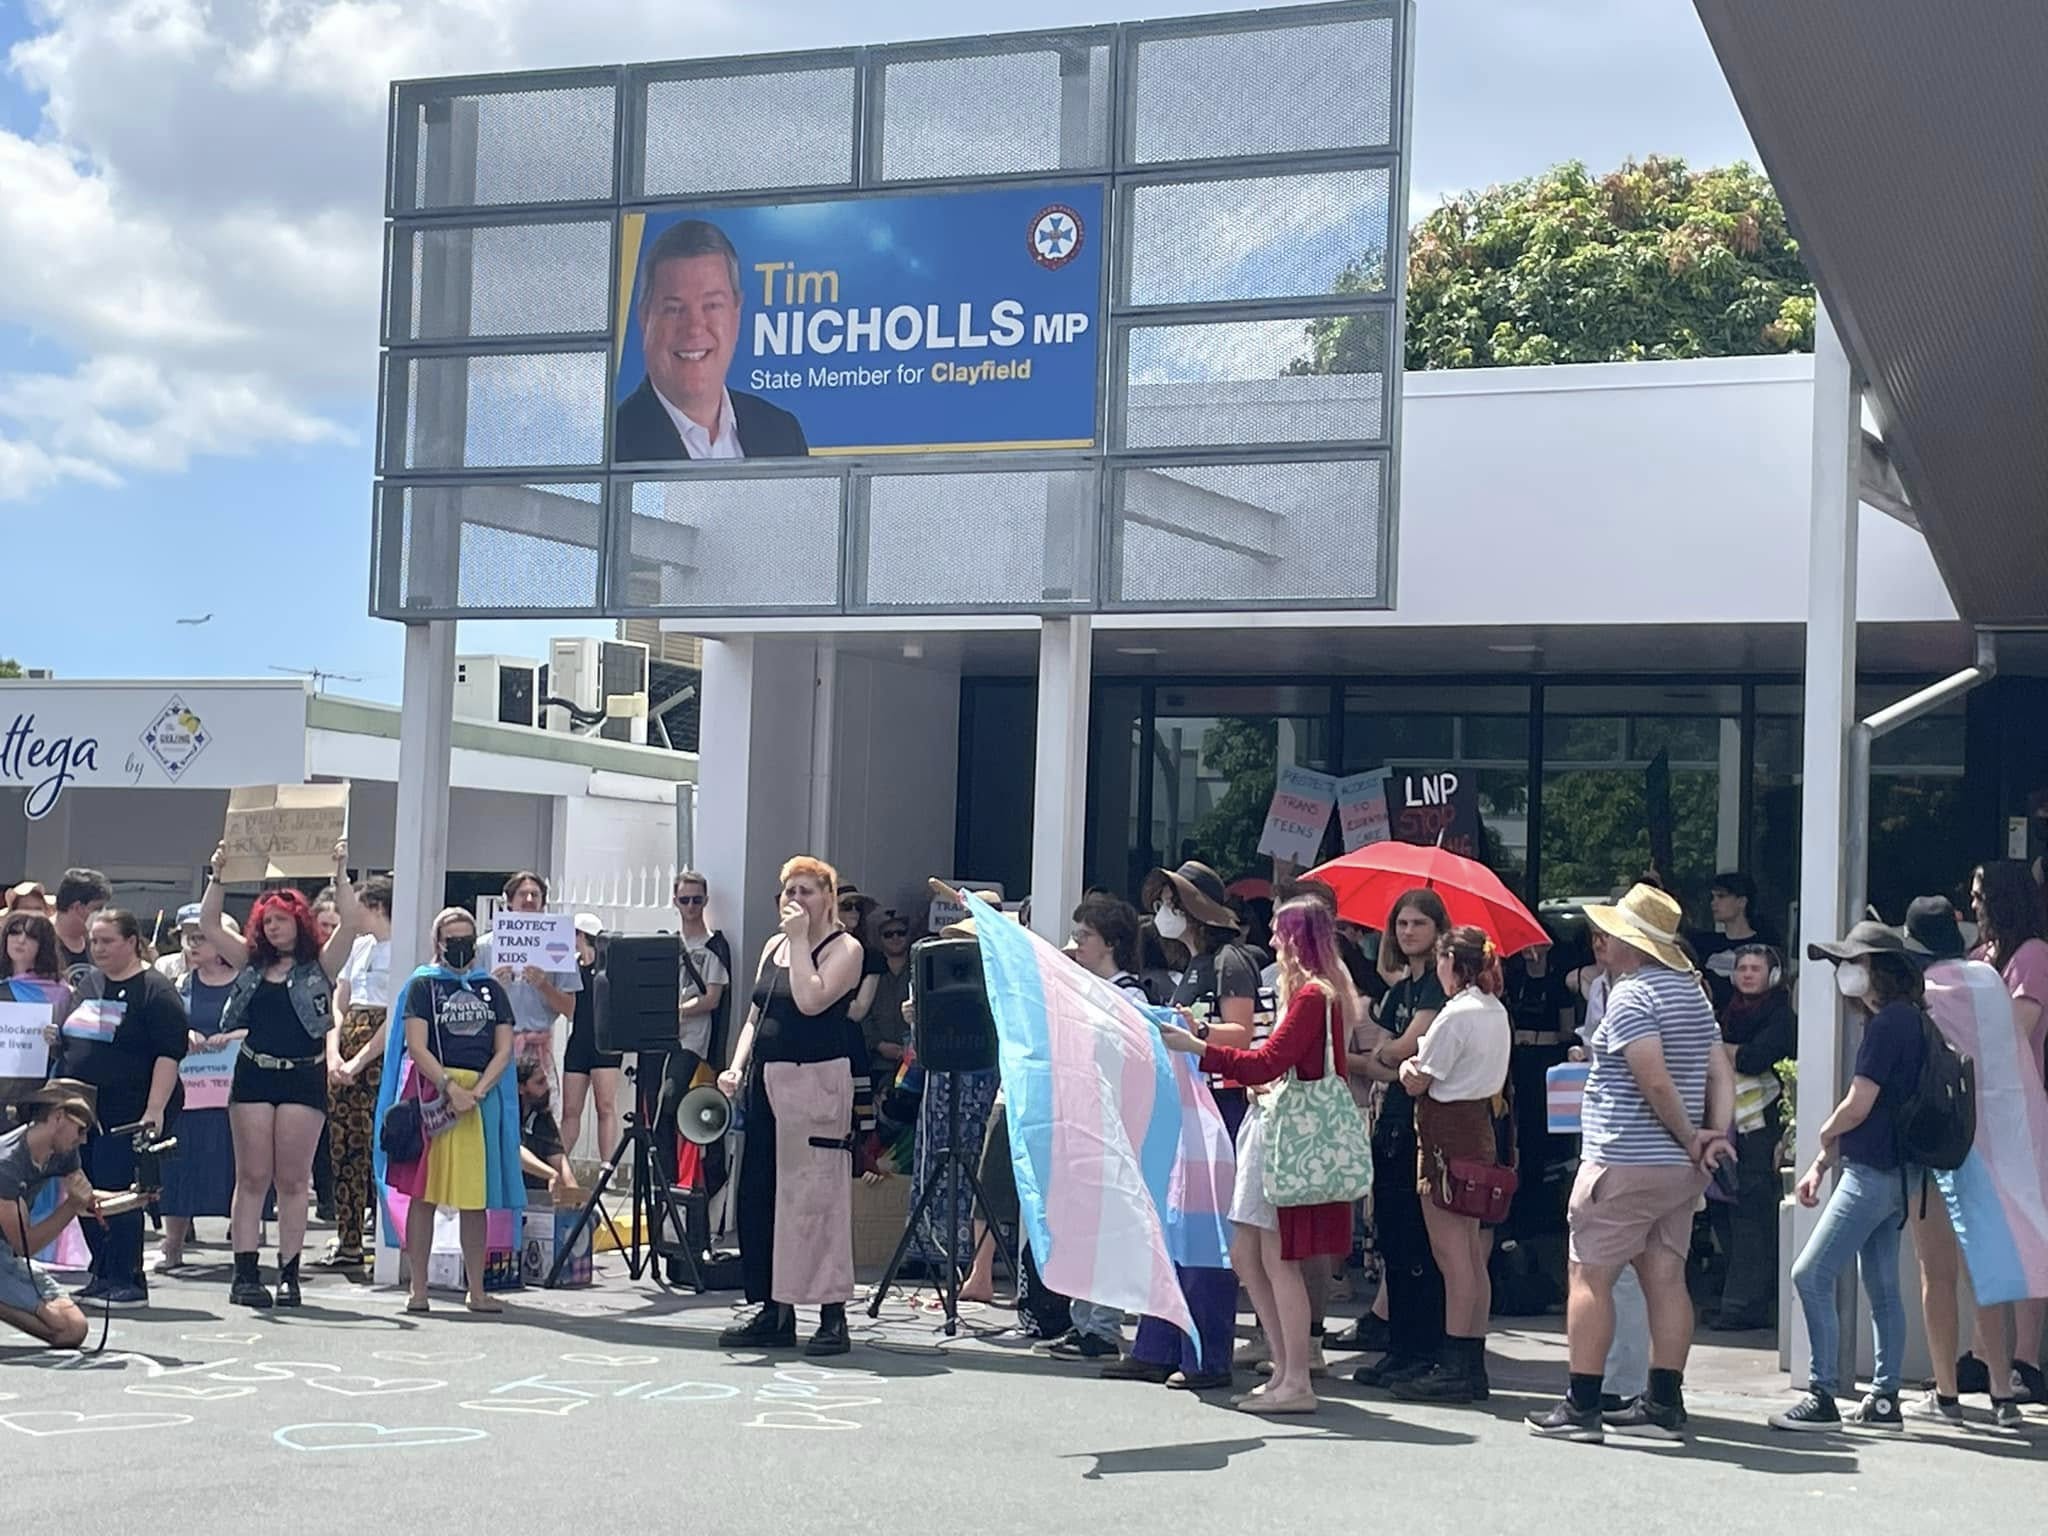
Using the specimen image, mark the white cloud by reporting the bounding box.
[0,0,776,493]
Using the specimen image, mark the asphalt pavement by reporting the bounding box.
[4,1242,2041,1534]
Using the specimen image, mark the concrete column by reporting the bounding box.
[374,618,456,1289]
[1030,616,1092,944]
[698,636,756,993]
[1789,303,1861,1389]
[809,641,837,860]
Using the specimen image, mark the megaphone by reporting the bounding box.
[676,1083,733,1147]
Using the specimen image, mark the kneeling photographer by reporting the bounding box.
[0,1081,102,1349]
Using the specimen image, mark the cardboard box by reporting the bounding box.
[522,1196,594,1287]
[851,1173,910,1270]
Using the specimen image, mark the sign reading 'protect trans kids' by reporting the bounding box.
[612,182,1103,460]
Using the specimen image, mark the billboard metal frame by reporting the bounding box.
[372,0,1412,622]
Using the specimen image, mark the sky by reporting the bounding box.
[0,1,1758,702]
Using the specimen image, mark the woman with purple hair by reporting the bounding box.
[1161,897,1362,1414]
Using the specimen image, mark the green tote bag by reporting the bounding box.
[1262,988,1375,1207]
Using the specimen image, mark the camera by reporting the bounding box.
[108,1121,179,1195]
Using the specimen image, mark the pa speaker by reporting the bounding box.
[595,933,681,1056]
[912,937,998,1074]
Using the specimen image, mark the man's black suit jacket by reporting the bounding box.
[612,378,809,462]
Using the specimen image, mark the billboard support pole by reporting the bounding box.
[1029,615,1092,943]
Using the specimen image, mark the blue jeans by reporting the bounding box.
[1070,1299,1123,1346]
[1791,1158,1909,1394]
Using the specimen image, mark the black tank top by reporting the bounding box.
[752,935,860,1066]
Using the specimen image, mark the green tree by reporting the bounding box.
[1291,156,1814,376]
[0,659,22,678]
[1181,717,1281,881]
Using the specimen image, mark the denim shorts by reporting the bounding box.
[0,1239,61,1311]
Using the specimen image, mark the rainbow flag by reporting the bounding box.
[1925,959,2048,1305]
[60,997,123,1043]
[965,892,1232,1358]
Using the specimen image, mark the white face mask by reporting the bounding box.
[1152,904,1189,942]
[1835,962,1871,1000]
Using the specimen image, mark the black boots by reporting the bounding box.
[274,1254,303,1308]
[805,1302,851,1357]
[719,1302,796,1350]
[1391,1336,1487,1404]
[230,1251,273,1309]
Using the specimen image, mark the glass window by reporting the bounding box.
[1539,685,1743,921]
[1150,687,1333,886]
[1341,685,1532,897]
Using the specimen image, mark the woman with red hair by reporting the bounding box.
[200,839,361,1308]
[715,854,865,1356]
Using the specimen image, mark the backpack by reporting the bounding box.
[1894,1009,1975,1172]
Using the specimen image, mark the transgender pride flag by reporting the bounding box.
[61,997,123,1042]
[965,891,1233,1355]
[1925,958,2048,1305]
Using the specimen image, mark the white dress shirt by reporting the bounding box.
[1413,987,1512,1101]
[654,386,743,459]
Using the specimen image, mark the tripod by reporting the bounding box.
[867,1070,1017,1337]
[548,1062,705,1291]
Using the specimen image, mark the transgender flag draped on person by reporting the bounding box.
[962,891,1233,1352]
[1924,958,2048,1304]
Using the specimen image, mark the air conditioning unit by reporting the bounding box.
[547,638,649,744]
[453,654,541,728]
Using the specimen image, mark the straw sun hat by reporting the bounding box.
[1583,883,1695,972]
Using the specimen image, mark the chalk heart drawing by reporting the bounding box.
[209,1361,342,1384]
[2,1411,194,1438]
[276,1423,489,1454]
[182,1332,262,1345]
[127,1384,257,1403]
[459,1395,588,1417]
[747,1410,862,1431]
[374,1350,482,1366]
[305,1375,446,1399]
[559,1352,658,1367]
[641,1382,739,1404]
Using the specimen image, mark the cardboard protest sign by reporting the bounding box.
[219,783,349,883]
[490,911,578,971]
[1256,765,1339,867]
[1336,767,1392,851]
[1391,769,1482,858]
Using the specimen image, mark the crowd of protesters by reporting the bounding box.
[3,847,2044,1446]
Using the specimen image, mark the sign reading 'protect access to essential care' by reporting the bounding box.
[613,182,1104,460]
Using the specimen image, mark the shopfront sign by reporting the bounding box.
[0,683,308,820]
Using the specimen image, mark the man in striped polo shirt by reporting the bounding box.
[1529,883,1735,1443]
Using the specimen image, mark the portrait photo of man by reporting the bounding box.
[614,218,809,462]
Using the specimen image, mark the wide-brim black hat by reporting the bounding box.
[1808,919,1918,966]
[1142,861,1236,930]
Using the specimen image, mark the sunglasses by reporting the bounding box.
[675,895,706,907]
[881,927,909,940]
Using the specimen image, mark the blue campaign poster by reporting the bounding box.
[613,181,1104,459]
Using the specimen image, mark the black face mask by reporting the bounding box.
[441,934,477,971]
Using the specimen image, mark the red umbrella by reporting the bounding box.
[1302,842,1549,954]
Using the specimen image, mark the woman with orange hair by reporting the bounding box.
[201,839,361,1309]
[716,855,866,1357]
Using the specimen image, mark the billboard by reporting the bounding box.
[612,182,1105,459]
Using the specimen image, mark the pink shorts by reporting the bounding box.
[1567,1161,1707,1268]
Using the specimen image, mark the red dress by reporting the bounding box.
[1198,987,1354,1261]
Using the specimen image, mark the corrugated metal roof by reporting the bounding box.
[1694,1,2048,624]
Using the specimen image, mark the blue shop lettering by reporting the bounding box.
[0,713,100,819]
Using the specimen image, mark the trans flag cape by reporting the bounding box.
[372,965,526,1247]
[965,892,1234,1357]
[1924,959,2048,1305]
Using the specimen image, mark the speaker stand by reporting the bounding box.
[548,1065,706,1293]
[865,1070,1017,1337]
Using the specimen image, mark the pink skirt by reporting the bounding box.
[764,1060,855,1306]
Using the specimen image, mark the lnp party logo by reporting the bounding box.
[1029,204,1084,270]
[142,695,210,780]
